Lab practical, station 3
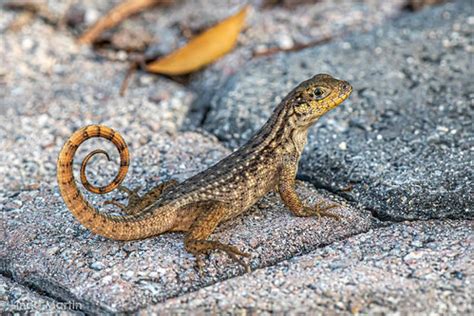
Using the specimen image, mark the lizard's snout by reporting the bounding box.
[338,80,352,101]
[340,81,352,94]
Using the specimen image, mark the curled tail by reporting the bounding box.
[57,125,176,240]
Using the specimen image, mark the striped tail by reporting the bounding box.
[56,125,176,240]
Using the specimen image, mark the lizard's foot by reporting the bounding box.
[186,240,251,273]
[194,255,207,277]
[104,180,178,215]
[104,185,142,215]
[143,179,179,201]
[302,202,342,221]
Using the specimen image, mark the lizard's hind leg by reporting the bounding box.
[80,148,179,215]
[104,180,178,215]
[184,202,251,273]
[103,185,142,214]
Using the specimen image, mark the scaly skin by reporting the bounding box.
[57,74,352,271]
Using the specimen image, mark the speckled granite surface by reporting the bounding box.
[1,0,472,314]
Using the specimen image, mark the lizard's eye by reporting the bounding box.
[313,87,326,100]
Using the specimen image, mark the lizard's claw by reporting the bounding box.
[304,202,342,221]
[103,185,142,215]
[218,244,251,273]
[187,240,251,273]
[117,185,142,201]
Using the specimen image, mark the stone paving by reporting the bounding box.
[203,0,473,221]
[1,0,472,314]
[147,220,473,315]
[0,275,83,314]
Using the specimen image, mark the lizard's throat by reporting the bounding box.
[289,128,309,156]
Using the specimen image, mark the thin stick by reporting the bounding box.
[78,0,171,45]
[119,61,138,97]
[3,0,58,25]
[252,35,332,58]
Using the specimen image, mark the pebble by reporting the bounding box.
[46,246,60,256]
[90,262,105,271]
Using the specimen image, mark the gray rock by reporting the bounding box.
[0,275,83,314]
[0,13,195,194]
[203,0,473,220]
[0,174,371,313]
[145,220,474,315]
[189,0,407,117]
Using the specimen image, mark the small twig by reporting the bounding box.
[6,11,34,32]
[119,61,139,96]
[78,0,172,45]
[404,0,446,11]
[3,0,59,26]
[252,35,332,58]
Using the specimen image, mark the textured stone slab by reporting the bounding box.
[0,14,195,194]
[2,129,371,313]
[0,275,82,314]
[2,186,369,313]
[144,220,474,315]
[203,0,473,220]
[3,0,407,125]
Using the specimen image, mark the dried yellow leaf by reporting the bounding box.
[147,6,249,75]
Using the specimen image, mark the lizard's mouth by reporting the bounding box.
[339,80,353,100]
[333,81,352,106]
[331,93,350,107]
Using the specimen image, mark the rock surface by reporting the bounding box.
[0,14,196,194]
[146,220,474,315]
[203,0,473,221]
[2,174,369,312]
[1,0,471,314]
[0,276,73,314]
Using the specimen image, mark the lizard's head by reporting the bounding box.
[287,74,352,128]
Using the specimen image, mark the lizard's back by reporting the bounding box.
[153,140,282,214]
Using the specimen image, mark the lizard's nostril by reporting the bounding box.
[341,81,352,94]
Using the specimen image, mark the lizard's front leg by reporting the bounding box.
[184,202,251,272]
[278,158,341,220]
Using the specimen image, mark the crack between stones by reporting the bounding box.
[296,173,405,224]
[0,159,399,314]
[121,233,371,314]
[0,258,111,315]
[120,182,388,313]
